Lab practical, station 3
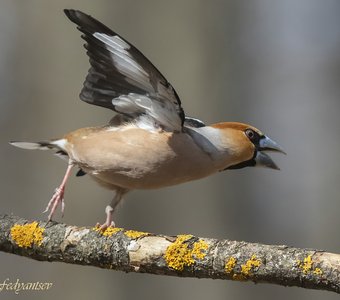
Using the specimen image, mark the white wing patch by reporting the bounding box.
[92,32,182,131]
[112,93,182,131]
[93,32,153,92]
[106,115,160,133]
[93,33,130,51]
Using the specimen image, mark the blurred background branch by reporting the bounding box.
[1,214,339,294]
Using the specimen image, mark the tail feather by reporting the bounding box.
[9,141,54,150]
[10,139,86,176]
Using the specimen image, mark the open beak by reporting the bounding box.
[255,136,286,170]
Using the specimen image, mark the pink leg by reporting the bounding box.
[96,205,115,230]
[43,161,74,221]
[96,188,127,230]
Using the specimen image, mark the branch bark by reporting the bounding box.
[0,214,339,293]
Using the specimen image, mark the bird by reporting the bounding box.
[10,9,285,229]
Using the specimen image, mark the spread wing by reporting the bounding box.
[64,9,185,131]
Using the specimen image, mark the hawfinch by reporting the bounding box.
[11,9,285,229]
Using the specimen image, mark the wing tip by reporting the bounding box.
[64,8,76,20]
[64,9,84,22]
[64,8,114,36]
[64,9,95,28]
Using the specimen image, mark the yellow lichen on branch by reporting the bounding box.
[164,235,209,271]
[297,255,323,276]
[225,256,237,274]
[10,221,44,248]
[93,226,123,237]
[164,235,194,271]
[124,230,149,239]
[1,214,340,294]
[313,268,323,275]
[240,254,261,277]
[224,254,261,281]
[192,239,209,259]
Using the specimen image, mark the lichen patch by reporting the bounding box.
[124,230,149,239]
[192,239,209,259]
[241,254,261,277]
[225,254,261,280]
[225,256,237,274]
[297,255,323,276]
[10,221,44,248]
[313,267,323,275]
[93,225,123,237]
[164,235,209,271]
[299,255,313,274]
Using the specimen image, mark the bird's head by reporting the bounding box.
[211,122,286,170]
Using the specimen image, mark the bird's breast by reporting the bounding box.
[63,126,217,189]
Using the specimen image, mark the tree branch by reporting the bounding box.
[0,214,339,293]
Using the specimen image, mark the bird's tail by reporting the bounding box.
[10,139,86,177]
[9,139,69,161]
[9,141,57,150]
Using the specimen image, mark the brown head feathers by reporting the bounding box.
[211,122,263,135]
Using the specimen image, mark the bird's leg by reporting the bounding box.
[97,188,127,230]
[43,160,74,221]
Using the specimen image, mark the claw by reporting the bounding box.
[61,198,65,217]
[95,190,126,231]
[96,209,116,231]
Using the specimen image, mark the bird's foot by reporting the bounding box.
[43,162,74,221]
[95,205,115,230]
[43,186,65,221]
[95,220,116,231]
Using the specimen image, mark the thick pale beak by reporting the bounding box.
[259,136,286,154]
[255,151,280,170]
[255,136,286,170]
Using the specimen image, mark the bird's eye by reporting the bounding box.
[245,128,262,144]
[245,129,255,139]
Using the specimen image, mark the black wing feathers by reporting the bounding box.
[64,9,186,130]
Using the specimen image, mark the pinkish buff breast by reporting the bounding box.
[65,128,216,189]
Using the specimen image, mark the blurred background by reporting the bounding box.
[1,0,340,299]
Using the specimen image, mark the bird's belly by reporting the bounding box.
[65,127,216,190]
[89,167,210,190]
